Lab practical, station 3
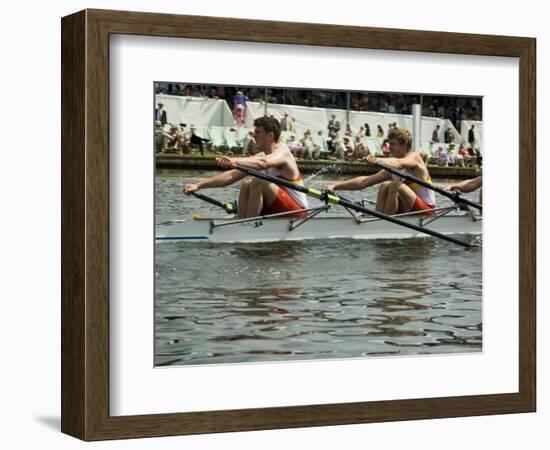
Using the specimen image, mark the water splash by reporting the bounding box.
[305,164,343,182]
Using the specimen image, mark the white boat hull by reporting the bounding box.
[156,214,482,243]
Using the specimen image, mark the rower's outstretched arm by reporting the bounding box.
[378,152,421,170]
[329,170,390,191]
[217,142,297,172]
[215,152,279,171]
[183,169,246,194]
[446,176,482,193]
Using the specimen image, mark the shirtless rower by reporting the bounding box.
[325,127,435,215]
[183,116,308,218]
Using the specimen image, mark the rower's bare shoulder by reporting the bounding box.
[274,142,291,153]
[413,152,429,169]
[273,143,295,162]
[413,152,425,164]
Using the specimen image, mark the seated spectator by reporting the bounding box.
[242,131,256,156]
[180,125,193,154]
[435,146,449,166]
[286,134,303,157]
[166,124,186,155]
[181,125,192,152]
[154,120,172,153]
[312,130,328,160]
[352,137,367,160]
[327,131,338,155]
[447,149,458,166]
[300,131,317,160]
[189,126,210,156]
[332,139,346,160]
[457,143,471,166]
[454,148,465,167]
[377,124,385,138]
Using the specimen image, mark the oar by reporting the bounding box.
[371,160,482,212]
[232,164,472,248]
[191,192,237,214]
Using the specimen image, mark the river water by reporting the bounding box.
[155,169,482,366]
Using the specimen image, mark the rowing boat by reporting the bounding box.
[163,161,482,246]
[156,206,482,243]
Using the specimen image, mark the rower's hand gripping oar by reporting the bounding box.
[232,164,472,248]
[191,192,237,215]
[371,160,482,212]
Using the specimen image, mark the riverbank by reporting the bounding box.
[155,154,480,178]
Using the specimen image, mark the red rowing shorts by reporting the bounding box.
[262,187,307,218]
[411,195,435,216]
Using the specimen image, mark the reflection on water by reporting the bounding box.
[229,242,302,264]
[155,239,482,366]
[155,171,482,366]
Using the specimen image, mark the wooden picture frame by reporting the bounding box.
[61,9,536,441]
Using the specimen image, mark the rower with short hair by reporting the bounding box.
[183,116,308,218]
[325,127,436,215]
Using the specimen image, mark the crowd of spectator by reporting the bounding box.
[155,118,481,169]
[155,82,483,125]
[155,107,481,168]
[154,114,211,156]
[432,143,482,168]
[154,83,483,167]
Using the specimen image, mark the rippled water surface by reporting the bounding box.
[155,169,482,366]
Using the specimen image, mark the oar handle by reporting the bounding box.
[372,160,482,212]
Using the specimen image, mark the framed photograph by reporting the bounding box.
[61,9,536,441]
